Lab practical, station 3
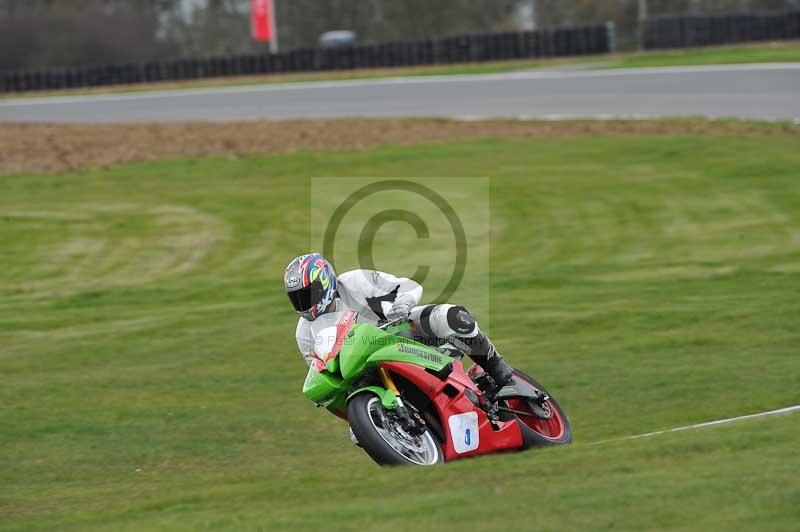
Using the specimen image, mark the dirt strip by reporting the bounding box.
[2,119,798,174]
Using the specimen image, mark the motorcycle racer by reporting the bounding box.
[284,253,514,387]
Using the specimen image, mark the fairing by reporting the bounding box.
[379,361,524,460]
[300,311,529,461]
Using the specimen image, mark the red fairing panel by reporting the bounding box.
[380,361,523,461]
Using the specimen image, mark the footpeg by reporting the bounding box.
[474,372,498,400]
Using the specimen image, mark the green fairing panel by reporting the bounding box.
[324,394,348,416]
[303,322,453,406]
[337,323,391,379]
[325,356,339,373]
[366,342,452,372]
[302,367,343,404]
[347,386,398,409]
[339,323,453,379]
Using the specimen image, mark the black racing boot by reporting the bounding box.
[483,355,515,388]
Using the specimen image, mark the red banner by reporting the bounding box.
[251,0,274,42]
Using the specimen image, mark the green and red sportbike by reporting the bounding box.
[303,309,572,465]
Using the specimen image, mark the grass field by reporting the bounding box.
[613,39,800,68]
[3,40,798,99]
[1,129,800,530]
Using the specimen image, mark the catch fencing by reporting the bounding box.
[644,10,800,49]
[1,24,612,94]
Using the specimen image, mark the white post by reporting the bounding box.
[269,0,279,54]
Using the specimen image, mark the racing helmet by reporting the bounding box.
[284,253,337,321]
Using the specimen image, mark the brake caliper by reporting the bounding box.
[397,403,427,437]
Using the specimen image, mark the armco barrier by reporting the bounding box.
[644,10,800,49]
[0,25,612,94]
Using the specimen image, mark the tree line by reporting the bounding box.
[2,0,799,71]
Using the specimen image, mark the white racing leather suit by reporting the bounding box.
[295,269,511,383]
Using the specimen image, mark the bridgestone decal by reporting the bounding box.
[396,343,443,365]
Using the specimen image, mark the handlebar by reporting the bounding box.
[377,318,408,330]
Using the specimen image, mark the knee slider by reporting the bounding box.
[446,305,477,337]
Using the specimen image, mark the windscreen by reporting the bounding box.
[310,310,358,363]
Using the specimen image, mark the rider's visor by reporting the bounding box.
[288,279,323,313]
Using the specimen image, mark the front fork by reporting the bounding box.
[378,367,427,436]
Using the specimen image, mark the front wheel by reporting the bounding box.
[347,393,444,466]
[505,369,572,447]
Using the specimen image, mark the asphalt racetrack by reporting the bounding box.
[1,63,799,123]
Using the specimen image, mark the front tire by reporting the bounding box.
[347,393,444,466]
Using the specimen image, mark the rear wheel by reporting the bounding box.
[347,393,443,466]
[505,370,572,447]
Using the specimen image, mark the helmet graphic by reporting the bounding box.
[284,253,337,321]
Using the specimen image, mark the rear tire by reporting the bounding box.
[507,370,572,448]
[347,393,444,466]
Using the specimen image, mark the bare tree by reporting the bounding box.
[3,0,800,71]
[0,0,177,70]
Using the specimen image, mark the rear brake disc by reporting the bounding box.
[529,399,553,420]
